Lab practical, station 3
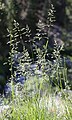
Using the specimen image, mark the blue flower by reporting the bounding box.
[17,76,26,84]
[4,83,11,97]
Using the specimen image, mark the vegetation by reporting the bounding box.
[1,82,72,120]
[0,0,72,120]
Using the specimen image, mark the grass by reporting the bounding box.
[0,25,72,120]
[0,76,72,120]
[0,23,72,120]
[0,3,72,119]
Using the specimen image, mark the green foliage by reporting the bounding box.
[4,1,71,93]
[1,77,72,120]
[0,1,72,119]
[65,0,72,29]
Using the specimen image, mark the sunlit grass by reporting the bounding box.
[0,76,72,120]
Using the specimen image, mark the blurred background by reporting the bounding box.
[0,0,72,91]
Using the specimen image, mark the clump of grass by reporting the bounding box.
[0,1,72,120]
[1,77,72,120]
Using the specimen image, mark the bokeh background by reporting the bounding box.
[0,0,72,90]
